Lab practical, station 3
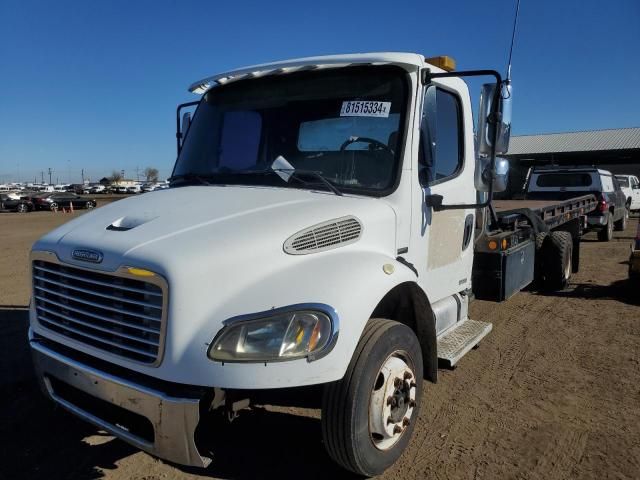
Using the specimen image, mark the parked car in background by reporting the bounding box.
[30,192,97,211]
[114,185,128,194]
[614,174,640,212]
[525,166,628,241]
[126,184,142,194]
[89,184,106,194]
[0,192,33,213]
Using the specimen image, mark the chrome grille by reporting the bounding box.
[284,216,362,255]
[32,258,166,365]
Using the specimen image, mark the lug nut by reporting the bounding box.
[403,417,410,427]
[393,425,403,434]
[404,371,413,380]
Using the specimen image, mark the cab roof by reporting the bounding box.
[188,52,434,94]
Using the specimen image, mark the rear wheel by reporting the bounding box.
[49,202,58,211]
[597,214,613,241]
[533,232,548,286]
[614,208,628,231]
[321,318,423,477]
[16,203,28,213]
[541,231,573,291]
[85,201,94,209]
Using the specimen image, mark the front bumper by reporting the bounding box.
[30,336,211,467]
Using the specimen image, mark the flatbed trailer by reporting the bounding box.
[493,194,598,230]
[472,194,598,302]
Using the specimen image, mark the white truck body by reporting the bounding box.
[614,174,640,210]
[30,52,549,475]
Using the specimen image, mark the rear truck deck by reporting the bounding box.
[472,194,598,303]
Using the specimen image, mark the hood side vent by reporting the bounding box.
[284,216,363,255]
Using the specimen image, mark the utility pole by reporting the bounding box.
[81,169,85,184]
[48,168,52,185]
[41,171,44,184]
[135,166,140,182]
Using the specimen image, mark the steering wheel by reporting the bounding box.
[339,136,394,155]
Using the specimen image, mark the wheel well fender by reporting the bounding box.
[370,282,438,383]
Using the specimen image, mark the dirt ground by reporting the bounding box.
[1,208,639,480]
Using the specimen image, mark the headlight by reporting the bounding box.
[208,307,336,363]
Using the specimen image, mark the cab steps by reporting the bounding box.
[437,318,492,367]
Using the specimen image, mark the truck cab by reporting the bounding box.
[30,52,519,476]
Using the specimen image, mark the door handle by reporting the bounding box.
[462,214,474,250]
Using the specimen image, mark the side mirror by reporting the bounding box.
[181,112,191,143]
[476,82,512,156]
[493,158,510,193]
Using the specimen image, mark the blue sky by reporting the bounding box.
[1,0,638,183]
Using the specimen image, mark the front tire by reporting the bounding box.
[321,319,423,477]
[17,203,28,213]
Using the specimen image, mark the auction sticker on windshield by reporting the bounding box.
[340,101,391,118]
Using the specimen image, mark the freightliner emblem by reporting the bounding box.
[72,249,104,263]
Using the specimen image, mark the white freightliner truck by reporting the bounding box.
[29,53,596,476]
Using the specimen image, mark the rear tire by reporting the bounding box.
[597,214,613,241]
[614,208,628,231]
[17,203,28,213]
[541,231,573,291]
[321,318,423,477]
[533,232,548,287]
[49,202,58,211]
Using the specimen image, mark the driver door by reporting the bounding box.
[418,84,476,303]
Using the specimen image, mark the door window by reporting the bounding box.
[419,87,463,186]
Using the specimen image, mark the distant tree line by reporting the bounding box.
[108,167,159,184]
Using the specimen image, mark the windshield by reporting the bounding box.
[615,176,630,188]
[172,66,409,195]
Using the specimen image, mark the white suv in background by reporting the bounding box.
[614,174,640,212]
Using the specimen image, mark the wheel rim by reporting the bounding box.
[368,351,416,451]
[18,204,27,213]
[86,202,94,209]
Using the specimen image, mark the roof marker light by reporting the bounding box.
[425,56,456,72]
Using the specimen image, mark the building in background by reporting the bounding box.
[503,127,640,197]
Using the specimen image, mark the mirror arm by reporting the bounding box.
[421,68,503,211]
[176,100,200,156]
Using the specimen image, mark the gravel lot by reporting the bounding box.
[1,207,638,480]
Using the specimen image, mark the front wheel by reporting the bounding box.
[17,203,29,213]
[85,201,94,209]
[321,319,423,477]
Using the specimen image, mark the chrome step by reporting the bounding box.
[437,319,492,367]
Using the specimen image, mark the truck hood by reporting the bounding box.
[33,186,398,272]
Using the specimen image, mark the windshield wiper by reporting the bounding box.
[168,173,212,186]
[222,167,343,196]
[273,169,343,196]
